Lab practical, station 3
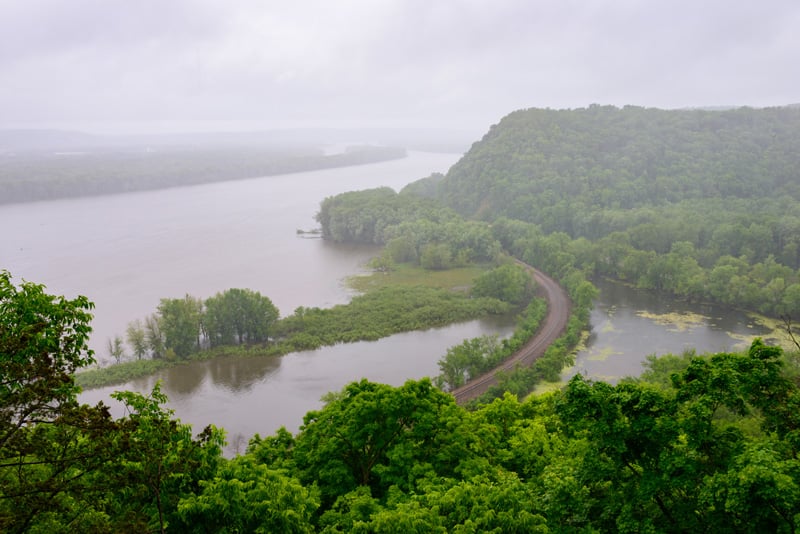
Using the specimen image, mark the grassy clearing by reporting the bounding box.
[76,359,172,389]
[347,263,489,293]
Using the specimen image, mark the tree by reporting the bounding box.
[143,313,165,359]
[0,271,95,444]
[157,295,203,358]
[204,288,279,347]
[385,235,418,263]
[126,319,148,360]
[551,340,800,532]
[0,271,119,531]
[419,243,452,270]
[471,263,533,304]
[175,456,318,533]
[107,335,126,364]
[292,379,465,508]
[110,384,225,533]
[368,251,396,273]
[435,335,502,391]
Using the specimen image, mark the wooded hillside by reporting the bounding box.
[402,106,800,317]
[433,105,800,221]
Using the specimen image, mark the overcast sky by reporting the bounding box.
[1,0,798,134]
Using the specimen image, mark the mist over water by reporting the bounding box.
[3,149,774,453]
[5,150,521,452]
[1,151,460,354]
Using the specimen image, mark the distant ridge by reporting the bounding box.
[0,129,100,152]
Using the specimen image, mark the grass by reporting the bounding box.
[77,263,500,390]
[347,262,490,293]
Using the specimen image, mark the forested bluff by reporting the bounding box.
[3,105,800,532]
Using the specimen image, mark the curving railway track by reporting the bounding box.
[451,262,571,405]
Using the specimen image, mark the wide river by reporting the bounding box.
[2,151,517,452]
[2,151,772,453]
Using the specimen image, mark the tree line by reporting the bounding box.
[86,283,516,389]
[111,288,281,362]
[487,216,800,318]
[0,145,406,205]
[4,270,800,531]
[317,187,501,270]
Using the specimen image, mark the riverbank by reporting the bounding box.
[2,151,464,357]
[452,264,569,403]
[0,144,408,205]
[76,266,512,389]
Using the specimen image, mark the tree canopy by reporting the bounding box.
[4,271,800,531]
[396,106,800,317]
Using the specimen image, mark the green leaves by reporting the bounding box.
[176,457,318,533]
[550,340,800,532]
[435,335,503,391]
[110,384,225,532]
[204,288,279,347]
[0,271,120,532]
[157,294,203,358]
[293,379,463,506]
[471,263,534,304]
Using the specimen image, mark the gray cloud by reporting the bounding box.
[1,0,798,133]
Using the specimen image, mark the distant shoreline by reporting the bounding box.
[0,145,407,206]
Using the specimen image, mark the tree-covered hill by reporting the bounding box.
[402,105,800,317]
[430,105,800,222]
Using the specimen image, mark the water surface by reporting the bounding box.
[1,151,460,352]
[569,278,771,383]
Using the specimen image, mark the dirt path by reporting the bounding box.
[451,262,570,404]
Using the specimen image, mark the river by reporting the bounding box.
[567,277,773,383]
[1,151,461,350]
[2,151,776,453]
[3,150,518,452]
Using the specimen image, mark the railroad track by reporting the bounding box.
[451,262,571,404]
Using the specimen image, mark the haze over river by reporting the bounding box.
[1,150,771,453]
[2,151,461,350]
[2,151,513,451]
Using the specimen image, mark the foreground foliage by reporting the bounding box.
[0,271,224,532]
[4,272,800,531]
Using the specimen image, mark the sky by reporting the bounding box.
[1,0,798,135]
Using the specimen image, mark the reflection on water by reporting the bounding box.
[79,317,516,454]
[3,150,478,453]
[569,278,771,383]
[0,151,461,354]
[76,277,776,454]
